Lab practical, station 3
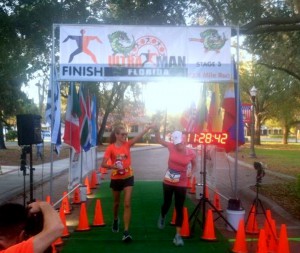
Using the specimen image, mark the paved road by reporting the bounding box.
[2,145,300,252]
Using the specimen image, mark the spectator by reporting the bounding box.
[0,201,63,253]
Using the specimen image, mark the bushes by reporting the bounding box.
[6,130,18,141]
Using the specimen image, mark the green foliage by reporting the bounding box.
[5,130,17,141]
[297,174,300,198]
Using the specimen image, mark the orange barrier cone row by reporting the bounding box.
[92,199,106,227]
[201,209,217,241]
[232,219,248,253]
[90,170,98,189]
[213,191,223,212]
[75,203,91,231]
[84,176,91,195]
[59,206,70,238]
[257,229,268,253]
[276,224,290,253]
[61,192,71,214]
[170,208,176,225]
[189,176,196,194]
[180,207,190,238]
[72,187,81,204]
[246,204,259,234]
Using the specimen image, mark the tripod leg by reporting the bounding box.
[189,197,204,233]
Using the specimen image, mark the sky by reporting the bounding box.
[143,80,202,116]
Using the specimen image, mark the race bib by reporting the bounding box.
[164,169,181,183]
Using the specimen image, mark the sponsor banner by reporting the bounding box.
[242,103,252,124]
[59,25,231,82]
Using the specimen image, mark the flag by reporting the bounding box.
[79,85,91,152]
[180,102,197,132]
[207,83,222,132]
[194,84,208,133]
[45,77,61,155]
[222,62,245,153]
[242,103,252,124]
[91,95,98,146]
[64,82,81,153]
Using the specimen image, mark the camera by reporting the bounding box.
[253,161,265,184]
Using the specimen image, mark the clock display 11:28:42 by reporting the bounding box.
[186,132,228,145]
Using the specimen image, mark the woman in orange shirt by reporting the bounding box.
[101,124,154,242]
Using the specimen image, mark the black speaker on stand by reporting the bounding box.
[16,114,43,204]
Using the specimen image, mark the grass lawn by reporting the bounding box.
[233,142,300,219]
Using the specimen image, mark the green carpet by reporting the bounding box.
[61,181,231,253]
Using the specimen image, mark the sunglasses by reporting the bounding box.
[118,133,128,137]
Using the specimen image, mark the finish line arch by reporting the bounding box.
[54,24,234,83]
[49,24,242,200]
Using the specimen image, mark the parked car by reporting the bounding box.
[41,130,51,141]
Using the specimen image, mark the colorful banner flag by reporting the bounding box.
[79,85,91,152]
[64,82,81,153]
[242,103,252,124]
[91,95,98,146]
[194,85,208,133]
[207,83,222,132]
[45,77,62,155]
[222,62,245,153]
[180,102,197,132]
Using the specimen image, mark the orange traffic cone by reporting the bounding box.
[187,177,191,188]
[189,176,196,194]
[213,191,223,212]
[92,199,106,227]
[205,184,210,199]
[257,229,268,253]
[84,176,91,195]
[232,219,248,253]
[90,170,98,189]
[180,207,190,238]
[246,204,259,234]
[59,206,70,237]
[61,192,71,214]
[53,236,63,246]
[201,209,217,241]
[170,208,176,225]
[267,219,278,253]
[75,203,90,231]
[72,187,81,204]
[46,195,52,205]
[276,224,290,253]
[51,243,57,253]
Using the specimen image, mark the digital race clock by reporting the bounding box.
[186,132,228,145]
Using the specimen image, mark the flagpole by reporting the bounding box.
[234,26,240,199]
[49,24,57,201]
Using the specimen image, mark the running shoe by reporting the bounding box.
[112,218,119,233]
[157,214,165,229]
[122,230,133,242]
[173,233,184,246]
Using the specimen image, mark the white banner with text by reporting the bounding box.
[59,25,232,82]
